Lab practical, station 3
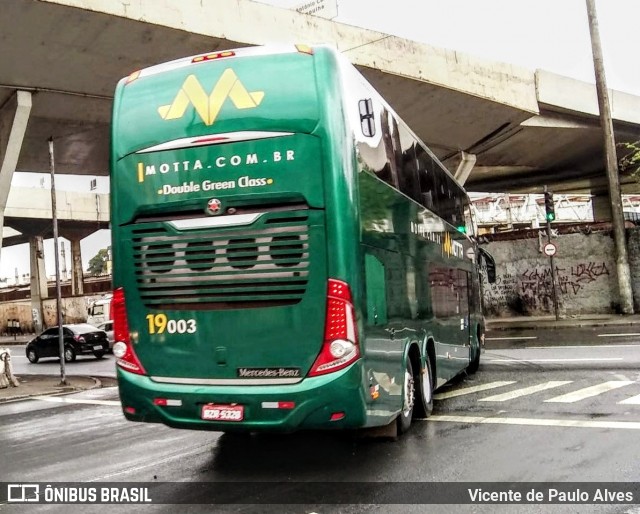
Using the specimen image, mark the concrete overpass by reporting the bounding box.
[3,187,109,248]
[0,185,108,330]
[2,0,639,189]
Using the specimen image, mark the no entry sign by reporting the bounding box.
[543,242,557,257]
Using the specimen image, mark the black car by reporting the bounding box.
[26,324,110,363]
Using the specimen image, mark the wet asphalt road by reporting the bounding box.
[2,329,640,513]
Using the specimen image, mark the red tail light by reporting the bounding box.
[112,287,146,375]
[308,279,360,377]
[192,51,235,63]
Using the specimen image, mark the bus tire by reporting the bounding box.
[414,354,434,419]
[467,327,483,374]
[397,358,415,434]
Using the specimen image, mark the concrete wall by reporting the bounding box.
[0,294,105,334]
[628,228,640,312]
[480,227,633,317]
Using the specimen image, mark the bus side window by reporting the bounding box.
[416,146,438,213]
[365,254,387,326]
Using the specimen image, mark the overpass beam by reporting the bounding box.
[0,91,32,261]
[454,151,476,186]
[70,238,84,296]
[29,236,47,333]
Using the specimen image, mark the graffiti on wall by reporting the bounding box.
[483,262,610,315]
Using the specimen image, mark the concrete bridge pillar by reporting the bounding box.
[29,235,47,333]
[70,238,84,296]
[0,91,32,261]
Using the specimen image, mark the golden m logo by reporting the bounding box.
[443,232,455,258]
[158,69,264,126]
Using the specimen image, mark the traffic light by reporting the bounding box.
[544,191,555,221]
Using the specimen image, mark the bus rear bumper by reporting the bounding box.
[117,364,367,432]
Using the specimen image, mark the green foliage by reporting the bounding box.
[87,248,110,275]
[619,140,640,180]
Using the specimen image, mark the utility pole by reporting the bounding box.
[49,137,67,385]
[585,0,634,314]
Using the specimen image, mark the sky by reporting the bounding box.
[1,0,638,284]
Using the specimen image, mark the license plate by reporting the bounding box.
[93,345,103,350]
[201,404,244,421]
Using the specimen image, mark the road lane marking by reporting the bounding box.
[619,394,640,405]
[486,358,623,363]
[428,415,640,430]
[434,381,516,400]
[526,344,640,349]
[479,381,573,402]
[485,336,538,341]
[598,333,640,338]
[544,381,635,403]
[88,445,208,482]
[31,395,120,406]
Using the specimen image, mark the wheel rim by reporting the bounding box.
[422,362,433,405]
[402,369,415,417]
[422,361,432,404]
[64,348,73,361]
[28,350,36,361]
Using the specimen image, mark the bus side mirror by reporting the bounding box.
[478,247,496,284]
[358,98,375,137]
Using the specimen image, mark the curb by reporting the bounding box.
[487,321,640,331]
[0,375,117,404]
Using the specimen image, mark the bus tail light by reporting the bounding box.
[308,279,360,377]
[112,287,146,375]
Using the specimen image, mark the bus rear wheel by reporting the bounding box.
[467,328,483,374]
[397,359,415,434]
[414,355,434,418]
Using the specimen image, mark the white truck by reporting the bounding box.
[87,294,113,326]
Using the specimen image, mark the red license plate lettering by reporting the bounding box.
[201,404,244,421]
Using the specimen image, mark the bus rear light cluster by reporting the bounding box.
[308,279,360,377]
[112,287,146,375]
[261,401,296,410]
[153,398,182,407]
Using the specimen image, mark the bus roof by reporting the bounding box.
[121,44,321,85]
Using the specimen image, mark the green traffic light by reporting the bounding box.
[546,213,555,221]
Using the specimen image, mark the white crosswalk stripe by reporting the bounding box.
[619,393,640,405]
[436,380,640,405]
[479,381,573,402]
[428,415,640,430]
[544,381,635,403]
[434,381,516,400]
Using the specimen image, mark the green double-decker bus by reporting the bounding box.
[110,44,495,436]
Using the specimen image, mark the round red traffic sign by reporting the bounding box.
[543,242,557,257]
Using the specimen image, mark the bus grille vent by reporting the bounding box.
[131,222,309,310]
